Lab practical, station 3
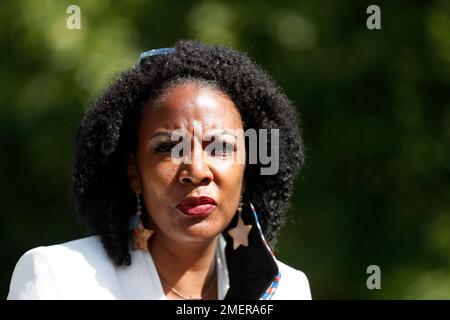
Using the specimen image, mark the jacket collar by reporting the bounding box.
[132,202,280,300]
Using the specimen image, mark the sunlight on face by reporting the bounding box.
[129,82,246,244]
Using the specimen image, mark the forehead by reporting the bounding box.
[140,83,243,133]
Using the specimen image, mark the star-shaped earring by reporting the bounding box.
[131,192,154,251]
[133,227,154,250]
[227,196,252,250]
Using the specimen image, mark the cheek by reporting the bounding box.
[213,158,245,176]
[213,161,246,195]
[141,161,178,198]
[215,163,245,225]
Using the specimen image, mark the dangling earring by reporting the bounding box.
[130,192,154,251]
[227,194,252,250]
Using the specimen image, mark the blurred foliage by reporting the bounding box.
[1,0,449,299]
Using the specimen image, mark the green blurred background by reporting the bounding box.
[1,0,450,299]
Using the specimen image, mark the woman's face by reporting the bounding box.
[128,82,246,244]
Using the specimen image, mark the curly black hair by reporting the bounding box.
[72,40,305,266]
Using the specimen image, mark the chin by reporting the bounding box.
[180,223,223,242]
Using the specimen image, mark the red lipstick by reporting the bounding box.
[176,196,217,217]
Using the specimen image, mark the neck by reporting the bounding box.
[149,234,218,300]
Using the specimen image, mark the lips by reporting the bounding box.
[176,196,217,217]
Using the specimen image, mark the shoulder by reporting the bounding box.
[17,235,105,261]
[273,259,312,300]
[7,236,121,299]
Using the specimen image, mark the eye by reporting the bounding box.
[208,141,237,156]
[153,142,177,154]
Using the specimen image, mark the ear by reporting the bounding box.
[127,153,141,193]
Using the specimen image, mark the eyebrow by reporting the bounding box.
[204,130,238,140]
[150,131,172,139]
[150,130,239,140]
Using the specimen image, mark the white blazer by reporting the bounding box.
[7,235,311,300]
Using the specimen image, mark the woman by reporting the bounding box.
[7,40,311,300]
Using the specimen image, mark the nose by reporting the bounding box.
[178,140,213,186]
